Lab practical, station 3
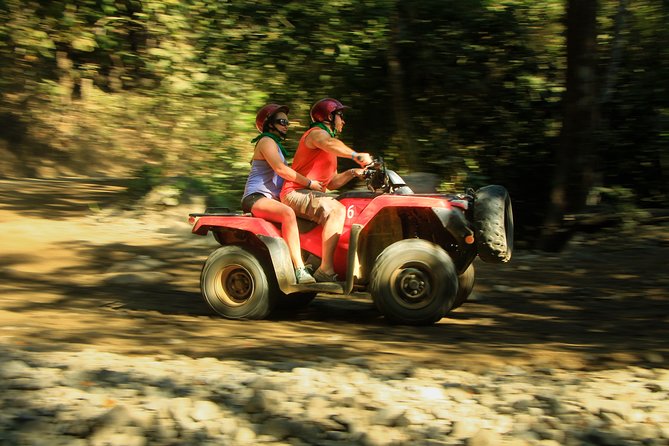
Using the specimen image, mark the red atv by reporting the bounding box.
[189,159,513,325]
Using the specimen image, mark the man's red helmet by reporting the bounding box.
[255,104,289,132]
[309,98,349,123]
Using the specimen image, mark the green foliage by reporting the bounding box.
[590,186,652,231]
[0,0,666,240]
[124,166,244,210]
[597,0,669,202]
[184,176,246,210]
[125,164,164,200]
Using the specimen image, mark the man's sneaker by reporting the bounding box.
[313,268,338,283]
[295,267,316,284]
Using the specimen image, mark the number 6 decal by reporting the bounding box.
[347,205,355,219]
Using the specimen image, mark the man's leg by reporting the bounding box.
[318,201,345,275]
[282,191,344,281]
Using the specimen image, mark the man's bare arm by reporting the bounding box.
[307,129,373,166]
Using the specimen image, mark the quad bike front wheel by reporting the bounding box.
[370,239,458,325]
[474,185,514,263]
[200,245,277,320]
[451,263,475,310]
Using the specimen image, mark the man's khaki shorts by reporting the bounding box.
[282,190,340,225]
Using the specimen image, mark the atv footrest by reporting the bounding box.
[289,281,345,294]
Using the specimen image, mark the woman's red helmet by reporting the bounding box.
[255,104,289,132]
[309,98,349,123]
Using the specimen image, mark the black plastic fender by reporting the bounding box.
[257,235,348,295]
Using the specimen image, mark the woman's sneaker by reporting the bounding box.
[295,267,316,284]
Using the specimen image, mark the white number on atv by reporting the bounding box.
[347,205,355,219]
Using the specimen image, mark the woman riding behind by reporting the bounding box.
[241,104,325,284]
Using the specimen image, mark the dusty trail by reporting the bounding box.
[0,178,667,372]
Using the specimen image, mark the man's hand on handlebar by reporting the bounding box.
[351,168,367,179]
[362,158,383,177]
[353,152,373,167]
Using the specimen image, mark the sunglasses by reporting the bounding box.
[273,118,290,126]
[334,111,345,118]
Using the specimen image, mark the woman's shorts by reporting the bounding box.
[241,192,267,213]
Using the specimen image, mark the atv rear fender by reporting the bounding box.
[191,214,359,295]
[191,215,282,238]
[191,214,295,289]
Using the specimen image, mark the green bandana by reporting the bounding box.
[310,121,337,137]
[251,132,288,158]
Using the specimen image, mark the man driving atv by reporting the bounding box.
[280,98,373,282]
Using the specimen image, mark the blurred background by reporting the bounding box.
[0,0,666,250]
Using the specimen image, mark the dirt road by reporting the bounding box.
[1,178,667,372]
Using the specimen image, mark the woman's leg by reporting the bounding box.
[251,197,305,269]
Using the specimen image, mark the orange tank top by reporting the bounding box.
[280,126,337,200]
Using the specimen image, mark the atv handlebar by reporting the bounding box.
[362,158,389,192]
[363,159,383,176]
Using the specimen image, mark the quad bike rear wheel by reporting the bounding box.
[200,245,277,319]
[474,185,514,263]
[370,239,458,325]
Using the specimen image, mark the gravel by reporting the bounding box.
[1,346,667,446]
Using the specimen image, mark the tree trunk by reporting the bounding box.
[387,6,415,171]
[539,0,599,251]
[601,0,628,107]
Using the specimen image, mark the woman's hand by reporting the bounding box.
[308,179,325,192]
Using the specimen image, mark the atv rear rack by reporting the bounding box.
[189,207,251,218]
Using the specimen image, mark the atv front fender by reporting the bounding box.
[431,207,477,274]
[431,207,475,247]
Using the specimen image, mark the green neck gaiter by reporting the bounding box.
[251,132,288,158]
[310,121,336,138]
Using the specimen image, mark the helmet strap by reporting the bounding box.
[268,123,287,140]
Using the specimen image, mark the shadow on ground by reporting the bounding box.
[1,178,667,371]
